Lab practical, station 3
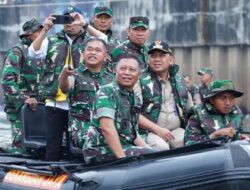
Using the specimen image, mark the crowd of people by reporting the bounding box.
[1,5,248,163]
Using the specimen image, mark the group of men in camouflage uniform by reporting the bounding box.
[1,4,248,162]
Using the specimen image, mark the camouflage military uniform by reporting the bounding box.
[197,67,214,101]
[1,19,44,153]
[111,40,148,72]
[39,30,86,99]
[138,65,190,138]
[68,65,114,148]
[1,45,43,153]
[83,81,153,163]
[184,103,243,145]
[189,84,199,101]
[184,80,244,145]
[197,83,209,101]
[105,29,121,53]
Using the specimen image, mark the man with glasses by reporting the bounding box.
[184,80,248,145]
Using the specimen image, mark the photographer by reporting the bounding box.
[28,5,107,161]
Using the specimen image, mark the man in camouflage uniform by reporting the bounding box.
[83,55,154,163]
[1,19,44,153]
[89,6,121,53]
[28,5,107,161]
[134,41,193,151]
[111,16,150,72]
[184,80,248,145]
[195,67,214,104]
[183,74,199,104]
[58,37,114,149]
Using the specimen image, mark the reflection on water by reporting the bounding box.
[0,106,11,148]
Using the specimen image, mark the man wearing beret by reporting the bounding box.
[134,40,193,151]
[28,5,107,161]
[184,80,248,145]
[111,16,150,72]
[195,67,214,104]
[1,19,44,154]
[90,6,121,53]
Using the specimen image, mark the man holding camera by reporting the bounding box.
[28,5,107,161]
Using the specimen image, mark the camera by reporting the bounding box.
[52,15,74,24]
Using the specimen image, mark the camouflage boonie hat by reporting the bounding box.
[197,67,213,76]
[19,19,43,39]
[148,40,172,54]
[63,5,82,15]
[204,80,243,99]
[94,6,112,17]
[129,16,149,29]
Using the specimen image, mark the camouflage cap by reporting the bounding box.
[197,67,213,76]
[94,6,112,17]
[63,5,82,15]
[19,19,43,39]
[148,40,172,54]
[204,80,243,99]
[129,16,149,29]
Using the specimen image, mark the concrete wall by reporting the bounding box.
[110,0,250,46]
[174,46,250,113]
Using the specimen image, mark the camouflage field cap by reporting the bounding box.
[19,19,43,39]
[197,67,214,76]
[148,40,173,54]
[205,80,243,99]
[129,16,149,29]
[94,6,112,17]
[63,5,82,15]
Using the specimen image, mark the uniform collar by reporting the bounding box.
[115,81,134,96]
[127,40,147,52]
[77,64,105,77]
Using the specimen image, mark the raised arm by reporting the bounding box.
[32,16,54,51]
[58,67,75,93]
[70,13,107,41]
